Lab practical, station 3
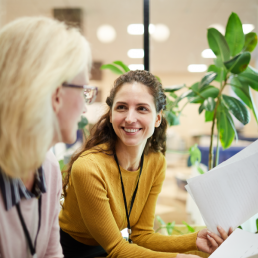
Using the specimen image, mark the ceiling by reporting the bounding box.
[1,0,258,73]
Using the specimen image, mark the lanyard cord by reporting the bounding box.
[16,195,42,256]
[114,153,144,244]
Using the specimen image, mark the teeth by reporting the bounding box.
[124,128,140,133]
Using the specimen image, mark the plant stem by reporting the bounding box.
[208,78,228,170]
[215,114,220,167]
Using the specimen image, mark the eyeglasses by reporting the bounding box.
[62,83,98,105]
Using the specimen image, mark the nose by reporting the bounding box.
[125,109,137,124]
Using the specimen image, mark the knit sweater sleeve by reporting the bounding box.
[131,154,199,253]
[71,155,179,258]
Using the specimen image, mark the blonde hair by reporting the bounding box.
[0,17,92,178]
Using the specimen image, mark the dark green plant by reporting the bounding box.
[166,12,258,170]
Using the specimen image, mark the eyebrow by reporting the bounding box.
[115,101,151,107]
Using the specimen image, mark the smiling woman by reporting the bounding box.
[59,70,228,258]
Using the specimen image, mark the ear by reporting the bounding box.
[52,86,63,115]
[155,111,162,127]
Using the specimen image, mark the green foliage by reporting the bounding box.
[189,144,201,165]
[243,32,258,52]
[165,110,180,126]
[238,72,258,91]
[113,61,130,72]
[224,52,251,74]
[100,60,130,75]
[189,86,219,103]
[78,116,88,129]
[198,72,217,90]
[205,110,214,122]
[225,12,245,57]
[207,28,230,65]
[182,221,195,233]
[164,84,185,92]
[208,65,226,82]
[59,160,65,171]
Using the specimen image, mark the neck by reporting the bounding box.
[21,171,35,191]
[115,141,145,171]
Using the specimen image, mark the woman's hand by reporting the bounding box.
[196,226,233,254]
[176,255,201,258]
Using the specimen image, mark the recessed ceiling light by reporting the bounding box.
[127,24,155,35]
[188,64,207,73]
[128,64,144,70]
[97,25,116,43]
[209,24,225,35]
[242,24,255,34]
[151,24,170,42]
[201,49,216,58]
[127,49,144,58]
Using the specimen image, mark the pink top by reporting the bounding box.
[0,150,63,258]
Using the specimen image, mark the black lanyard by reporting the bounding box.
[114,153,144,244]
[16,195,42,257]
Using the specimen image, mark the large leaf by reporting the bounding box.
[164,84,185,92]
[238,72,258,91]
[230,76,258,123]
[242,65,258,76]
[218,110,235,149]
[207,28,230,66]
[226,111,239,142]
[174,90,193,106]
[243,32,258,52]
[100,64,124,75]
[165,111,180,126]
[225,12,245,56]
[224,52,250,74]
[222,95,251,125]
[113,61,130,72]
[205,110,214,122]
[190,86,219,103]
[208,65,227,82]
[203,97,215,111]
[199,72,217,90]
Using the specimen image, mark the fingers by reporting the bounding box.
[228,227,233,235]
[207,233,219,249]
[217,226,229,240]
[207,230,223,246]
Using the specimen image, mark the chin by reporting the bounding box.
[62,133,77,144]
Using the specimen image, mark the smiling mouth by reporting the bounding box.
[122,127,142,133]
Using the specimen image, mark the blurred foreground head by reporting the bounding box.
[0,17,91,178]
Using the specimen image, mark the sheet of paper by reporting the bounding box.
[186,151,258,235]
[209,229,258,258]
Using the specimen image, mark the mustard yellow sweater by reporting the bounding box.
[59,144,198,258]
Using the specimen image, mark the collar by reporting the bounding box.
[0,166,47,211]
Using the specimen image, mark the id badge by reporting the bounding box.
[121,228,129,241]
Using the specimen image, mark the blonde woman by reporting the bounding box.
[0,17,97,258]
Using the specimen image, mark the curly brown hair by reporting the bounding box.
[62,70,167,200]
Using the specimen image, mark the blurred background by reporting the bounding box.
[1,0,258,232]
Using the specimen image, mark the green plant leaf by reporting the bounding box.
[218,110,235,149]
[113,61,130,73]
[199,72,217,90]
[238,225,243,229]
[225,111,238,142]
[166,221,175,235]
[169,92,178,99]
[156,215,166,226]
[190,86,219,103]
[174,90,193,106]
[59,160,65,171]
[164,84,185,92]
[189,144,201,165]
[203,97,215,111]
[182,221,195,233]
[208,65,227,82]
[199,103,204,114]
[222,95,251,125]
[256,218,258,232]
[197,166,205,174]
[205,110,214,122]
[224,52,250,74]
[243,32,258,52]
[165,111,180,126]
[78,116,88,129]
[100,64,124,75]
[207,28,230,65]
[238,72,258,91]
[225,12,245,56]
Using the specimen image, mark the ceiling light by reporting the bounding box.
[127,24,155,35]
[201,49,216,58]
[151,24,170,42]
[127,49,144,58]
[128,64,144,70]
[188,64,207,73]
[209,24,225,35]
[97,25,116,43]
[242,24,255,34]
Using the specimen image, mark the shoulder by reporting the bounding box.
[146,151,166,168]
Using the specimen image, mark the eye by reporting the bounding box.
[138,106,148,111]
[116,105,126,110]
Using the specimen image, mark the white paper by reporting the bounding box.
[209,229,258,258]
[185,140,258,235]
